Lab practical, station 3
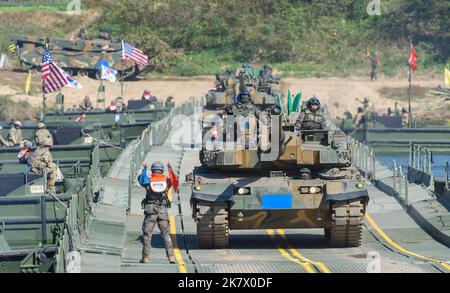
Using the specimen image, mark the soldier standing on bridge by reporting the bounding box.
[138,161,178,264]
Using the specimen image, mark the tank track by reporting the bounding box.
[194,201,230,248]
[325,200,364,247]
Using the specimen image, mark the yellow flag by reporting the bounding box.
[445,68,450,87]
[25,71,32,95]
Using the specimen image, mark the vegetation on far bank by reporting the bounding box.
[0,0,449,77]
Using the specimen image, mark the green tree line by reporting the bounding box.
[91,0,448,75]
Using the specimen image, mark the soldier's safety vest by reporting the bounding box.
[302,109,324,130]
[145,173,169,205]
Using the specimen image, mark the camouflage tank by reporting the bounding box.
[189,108,369,248]
[10,35,141,79]
[204,69,280,116]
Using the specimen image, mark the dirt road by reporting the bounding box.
[0,71,448,121]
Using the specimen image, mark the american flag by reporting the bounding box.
[41,45,68,93]
[121,41,148,66]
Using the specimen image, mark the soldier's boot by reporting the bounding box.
[140,256,150,264]
[168,255,176,264]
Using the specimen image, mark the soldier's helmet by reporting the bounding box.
[37,122,45,129]
[150,161,165,173]
[14,121,22,127]
[24,141,33,148]
[300,168,312,180]
[308,97,320,109]
[238,89,250,103]
[357,107,364,113]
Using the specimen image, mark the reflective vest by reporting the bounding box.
[149,173,168,193]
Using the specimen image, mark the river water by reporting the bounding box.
[376,153,450,179]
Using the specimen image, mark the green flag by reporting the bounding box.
[276,93,284,113]
[287,90,292,115]
[292,92,302,112]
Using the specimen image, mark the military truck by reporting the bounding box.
[10,35,141,79]
[189,108,369,248]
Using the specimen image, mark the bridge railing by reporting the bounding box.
[392,160,409,205]
[408,143,437,192]
[352,139,376,180]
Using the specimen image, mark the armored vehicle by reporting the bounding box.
[10,35,141,79]
[189,108,369,248]
[204,69,281,117]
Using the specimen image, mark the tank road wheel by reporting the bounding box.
[195,201,230,249]
[325,200,364,247]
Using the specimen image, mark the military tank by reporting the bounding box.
[204,68,280,116]
[10,34,141,79]
[189,108,369,248]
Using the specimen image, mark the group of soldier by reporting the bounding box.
[0,121,58,193]
[347,98,409,128]
[78,95,127,114]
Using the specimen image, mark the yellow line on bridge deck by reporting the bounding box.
[276,229,332,273]
[169,215,187,273]
[365,213,450,271]
[266,229,316,273]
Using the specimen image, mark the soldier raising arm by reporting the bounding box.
[138,161,177,264]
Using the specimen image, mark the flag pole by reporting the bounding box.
[408,36,413,128]
[120,40,125,98]
[42,82,46,122]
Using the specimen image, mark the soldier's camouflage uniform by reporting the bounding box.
[8,128,23,146]
[35,129,53,147]
[28,146,57,191]
[0,130,12,147]
[79,98,93,111]
[226,102,267,150]
[294,108,325,131]
[141,203,174,259]
[139,167,175,260]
